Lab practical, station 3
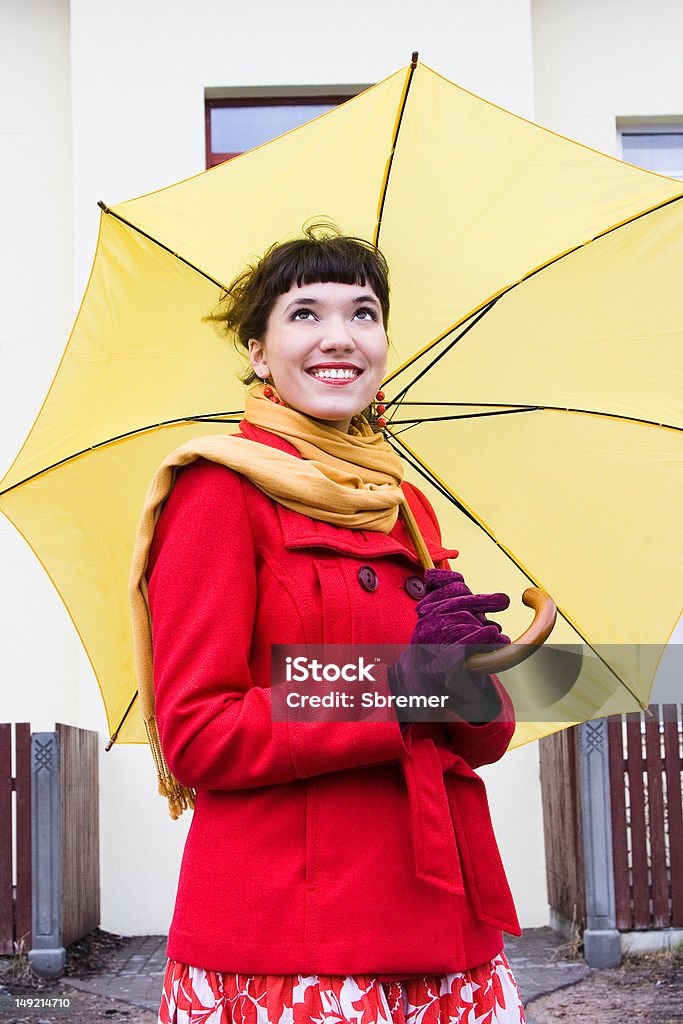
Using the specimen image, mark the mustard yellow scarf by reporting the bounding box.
[129,385,432,817]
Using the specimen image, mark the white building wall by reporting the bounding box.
[531,0,683,636]
[0,0,79,729]
[69,0,536,290]
[532,0,683,152]
[11,0,679,941]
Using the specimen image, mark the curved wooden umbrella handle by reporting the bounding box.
[464,587,557,674]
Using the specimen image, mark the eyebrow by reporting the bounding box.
[284,294,380,313]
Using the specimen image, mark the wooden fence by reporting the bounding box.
[540,704,683,934]
[608,705,683,930]
[539,722,585,930]
[58,724,100,947]
[0,723,31,954]
[0,722,99,958]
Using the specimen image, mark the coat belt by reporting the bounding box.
[400,736,521,934]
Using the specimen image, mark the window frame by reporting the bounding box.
[205,85,371,168]
[617,117,683,180]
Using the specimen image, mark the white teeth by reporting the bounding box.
[310,368,360,380]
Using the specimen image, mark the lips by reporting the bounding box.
[306,363,363,384]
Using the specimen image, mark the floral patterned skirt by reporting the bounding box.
[158,952,525,1024]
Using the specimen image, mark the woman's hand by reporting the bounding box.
[388,569,511,727]
[416,569,510,638]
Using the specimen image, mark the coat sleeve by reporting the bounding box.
[146,459,410,791]
[403,482,516,769]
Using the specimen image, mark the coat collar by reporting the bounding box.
[237,420,459,567]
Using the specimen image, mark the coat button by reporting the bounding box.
[405,575,426,600]
[358,566,379,592]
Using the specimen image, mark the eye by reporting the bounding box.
[291,308,317,321]
[353,307,378,321]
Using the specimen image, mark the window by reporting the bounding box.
[205,86,369,168]
[619,122,683,179]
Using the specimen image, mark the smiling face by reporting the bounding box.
[248,280,388,432]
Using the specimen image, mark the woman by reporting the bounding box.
[129,224,526,1024]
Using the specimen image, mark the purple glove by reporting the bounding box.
[415,569,511,643]
[389,569,511,729]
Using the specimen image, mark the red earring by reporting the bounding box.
[261,379,286,406]
[375,390,387,429]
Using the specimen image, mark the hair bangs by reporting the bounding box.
[271,242,385,306]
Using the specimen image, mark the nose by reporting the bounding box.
[319,314,356,353]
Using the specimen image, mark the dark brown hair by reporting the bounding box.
[205,220,390,384]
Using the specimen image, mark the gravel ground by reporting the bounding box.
[0,932,156,1024]
[0,985,156,1023]
[2,932,682,1024]
[527,949,683,1023]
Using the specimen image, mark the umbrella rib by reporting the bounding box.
[97,202,227,290]
[105,692,139,750]
[388,432,482,525]
[386,427,651,712]
[388,400,531,406]
[0,412,244,497]
[373,57,418,248]
[386,298,501,413]
[385,406,681,431]
[388,404,535,424]
[386,407,538,434]
[384,190,683,386]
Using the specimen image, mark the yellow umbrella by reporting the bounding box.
[1,56,680,750]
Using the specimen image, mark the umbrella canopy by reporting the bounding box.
[1,58,680,748]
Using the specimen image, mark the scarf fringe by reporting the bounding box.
[144,717,196,819]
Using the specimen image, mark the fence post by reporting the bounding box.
[28,732,65,978]
[0,724,12,953]
[579,719,621,967]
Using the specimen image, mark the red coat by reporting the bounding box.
[145,420,521,978]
